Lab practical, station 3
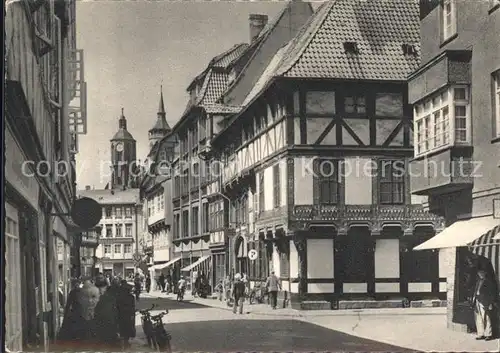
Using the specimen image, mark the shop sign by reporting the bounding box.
[5,129,39,208]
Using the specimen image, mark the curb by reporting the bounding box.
[141,293,446,318]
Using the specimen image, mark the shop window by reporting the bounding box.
[5,204,22,351]
[404,228,439,282]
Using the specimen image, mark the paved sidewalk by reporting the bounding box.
[306,313,500,352]
[140,291,500,352]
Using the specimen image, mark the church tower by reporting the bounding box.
[148,86,171,149]
[110,108,137,190]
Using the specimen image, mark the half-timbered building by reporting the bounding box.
[140,90,178,279]
[211,0,445,309]
[170,43,250,290]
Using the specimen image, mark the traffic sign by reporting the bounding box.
[248,249,258,261]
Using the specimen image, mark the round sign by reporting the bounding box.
[70,197,102,230]
[248,249,258,261]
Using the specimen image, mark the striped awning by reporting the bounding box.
[414,217,500,250]
[469,225,500,285]
[181,255,211,273]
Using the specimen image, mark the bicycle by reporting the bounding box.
[177,287,185,301]
[150,311,172,353]
[138,305,172,352]
[249,282,269,305]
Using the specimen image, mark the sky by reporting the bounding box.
[74,1,289,189]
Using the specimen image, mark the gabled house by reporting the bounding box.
[210,0,444,309]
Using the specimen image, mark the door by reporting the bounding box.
[5,202,22,351]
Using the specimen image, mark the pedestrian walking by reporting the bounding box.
[93,275,120,351]
[159,273,166,292]
[117,280,136,349]
[215,279,224,301]
[232,273,245,314]
[145,274,151,293]
[473,270,497,341]
[224,276,231,302]
[265,271,281,310]
[134,273,142,301]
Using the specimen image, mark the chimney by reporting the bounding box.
[85,185,91,190]
[249,14,268,42]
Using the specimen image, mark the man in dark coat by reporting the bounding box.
[93,275,120,350]
[159,273,166,292]
[232,273,246,314]
[117,280,136,349]
[473,270,497,340]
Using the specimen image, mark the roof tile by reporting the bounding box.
[277,0,420,81]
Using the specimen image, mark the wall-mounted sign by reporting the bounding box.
[248,249,258,261]
[71,197,102,229]
[494,199,500,219]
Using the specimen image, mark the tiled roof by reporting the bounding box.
[112,128,135,141]
[198,70,229,105]
[212,44,249,68]
[78,188,141,205]
[221,3,291,99]
[277,0,420,81]
[242,42,292,107]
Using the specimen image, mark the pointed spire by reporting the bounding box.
[119,107,127,130]
[158,85,165,114]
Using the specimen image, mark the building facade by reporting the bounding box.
[78,111,144,278]
[408,0,500,332]
[211,0,446,309]
[141,89,178,277]
[5,0,87,349]
[172,0,315,291]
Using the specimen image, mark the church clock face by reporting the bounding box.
[115,143,124,152]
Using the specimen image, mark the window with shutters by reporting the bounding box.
[379,160,405,205]
[5,204,22,351]
[258,172,265,212]
[314,159,340,204]
[273,164,280,208]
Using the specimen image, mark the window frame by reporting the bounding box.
[378,160,406,205]
[125,224,132,237]
[114,244,122,254]
[493,71,500,139]
[442,0,457,42]
[414,85,470,157]
[258,172,265,213]
[273,164,281,208]
[315,158,340,205]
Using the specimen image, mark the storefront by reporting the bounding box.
[5,126,47,350]
[414,216,500,335]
